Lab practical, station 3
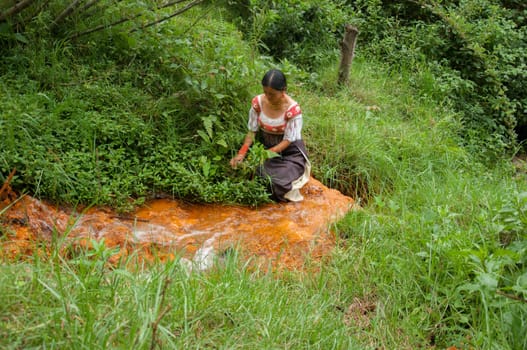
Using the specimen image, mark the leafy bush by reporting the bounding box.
[221,0,349,70]
[0,11,276,209]
[344,0,527,158]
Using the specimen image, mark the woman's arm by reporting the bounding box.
[279,114,303,151]
[230,131,256,167]
[269,139,291,153]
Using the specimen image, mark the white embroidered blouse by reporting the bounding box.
[247,94,303,142]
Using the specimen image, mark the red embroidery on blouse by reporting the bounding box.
[285,104,301,121]
[251,96,261,114]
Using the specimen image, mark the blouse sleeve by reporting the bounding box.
[247,95,260,132]
[283,103,303,142]
[284,114,303,142]
[247,107,259,132]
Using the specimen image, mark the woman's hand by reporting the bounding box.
[230,154,245,168]
[231,133,254,168]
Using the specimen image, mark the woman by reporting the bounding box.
[230,69,310,202]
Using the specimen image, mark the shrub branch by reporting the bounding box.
[0,0,36,22]
[69,0,205,39]
[131,0,205,32]
[497,290,527,304]
[51,0,84,30]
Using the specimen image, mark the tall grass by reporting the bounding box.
[300,59,526,348]
[303,58,465,205]
[0,243,364,349]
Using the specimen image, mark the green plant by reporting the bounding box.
[0,9,281,208]
[223,0,349,70]
[346,0,527,157]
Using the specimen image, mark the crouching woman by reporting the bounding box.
[230,69,310,202]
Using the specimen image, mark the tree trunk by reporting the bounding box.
[337,24,359,86]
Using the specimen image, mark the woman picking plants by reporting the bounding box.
[230,69,311,202]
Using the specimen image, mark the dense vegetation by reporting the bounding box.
[1,0,526,348]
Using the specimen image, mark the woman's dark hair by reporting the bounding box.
[261,69,287,91]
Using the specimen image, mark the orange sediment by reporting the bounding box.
[0,178,355,270]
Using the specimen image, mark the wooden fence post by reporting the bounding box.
[337,24,359,86]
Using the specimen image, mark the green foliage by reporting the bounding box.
[455,189,527,349]
[304,59,465,204]
[345,0,527,157]
[0,0,205,43]
[0,11,274,209]
[329,153,524,348]
[221,0,349,70]
[304,58,526,347]
[232,142,278,178]
[220,0,526,156]
[0,243,362,349]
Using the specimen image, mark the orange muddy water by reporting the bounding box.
[0,178,355,270]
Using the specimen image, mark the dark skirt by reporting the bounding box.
[257,132,309,202]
